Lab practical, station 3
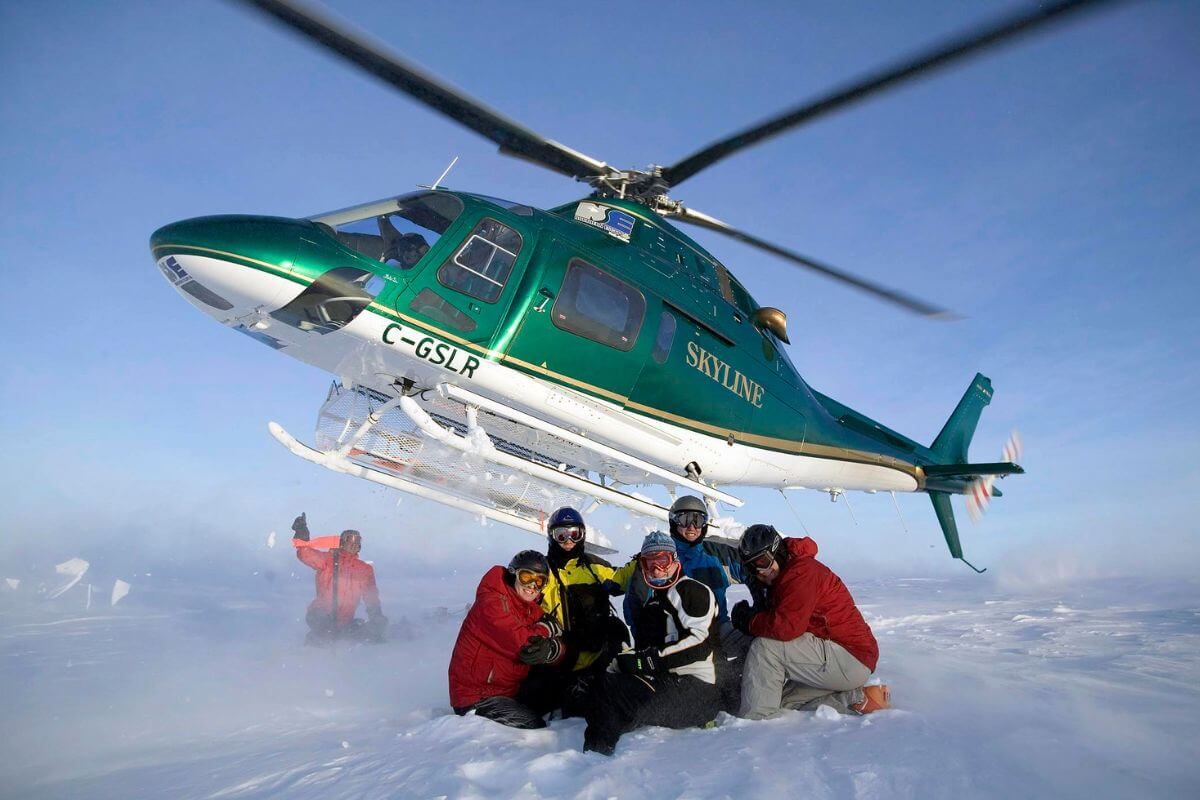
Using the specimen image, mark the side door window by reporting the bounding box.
[551,258,646,352]
[437,218,522,303]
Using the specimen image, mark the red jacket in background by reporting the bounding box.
[294,538,382,627]
[448,565,553,709]
[748,537,879,671]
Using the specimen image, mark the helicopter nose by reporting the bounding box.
[150,215,306,320]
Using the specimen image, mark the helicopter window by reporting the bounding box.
[269,266,385,335]
[551,259,645,352]
[408,288,477,334]
[652,310,676,364]
[318,192,463,268]
[437,218,522,304]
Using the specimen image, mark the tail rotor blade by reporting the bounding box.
[966,430,1023,523]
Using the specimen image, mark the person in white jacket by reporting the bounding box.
[580,531,719,756]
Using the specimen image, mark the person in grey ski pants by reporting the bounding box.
[738,632,871,718]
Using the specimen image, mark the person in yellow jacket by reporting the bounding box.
[535,507,637,715]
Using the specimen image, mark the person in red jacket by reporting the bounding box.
[730,524,889,718]
[291,513,387,644]
[449,550,567,729]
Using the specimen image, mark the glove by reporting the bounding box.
[600,579,623,597]
[537,616,564,638]
[730,600,755,635]
[291,513,310,541]
[616,647,660,675]
[518,635,563,665]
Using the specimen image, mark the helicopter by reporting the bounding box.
[145,0,1132,570]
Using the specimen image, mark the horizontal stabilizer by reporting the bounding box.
[923,461,1024,479]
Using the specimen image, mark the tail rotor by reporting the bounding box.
[966,430,1023,522]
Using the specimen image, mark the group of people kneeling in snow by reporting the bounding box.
[447,498,889,756]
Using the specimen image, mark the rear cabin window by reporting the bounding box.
[438,218,522,303]
[551,259,645,351]
[652,309,676,364]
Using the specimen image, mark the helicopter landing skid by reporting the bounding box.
[266,383,717,554]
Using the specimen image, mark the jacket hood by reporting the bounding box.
[784,536,818,561]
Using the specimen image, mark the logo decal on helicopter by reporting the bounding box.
[685,341,764,408]
[382,323,480,378]
[573,202,636,242]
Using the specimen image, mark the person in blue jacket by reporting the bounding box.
[623,495,746,710]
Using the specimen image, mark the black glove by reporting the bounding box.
[616,647,660,675]
[537,616,564,638]
[291,513,310,541]
[730,600,755,635]
[600,579,623,597]
[518,635,563,665]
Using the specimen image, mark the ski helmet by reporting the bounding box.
[668,495,709,540]
[547,506,587,546]
[506,550,550,588]
[547,506,585,533]
[738,524,783,569]
[638,531,681,589]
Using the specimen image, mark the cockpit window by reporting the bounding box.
[270,267,386,335]
[310,192,464,269]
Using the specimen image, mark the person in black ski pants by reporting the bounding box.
[581,531,720,756]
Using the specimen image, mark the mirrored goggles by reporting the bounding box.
[515,569,547,590]
[638,551,678,574]
[669,510,708,529]
[549,525,585,544]
[744,552,776,572]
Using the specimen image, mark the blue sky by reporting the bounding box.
[2,0,1197,580]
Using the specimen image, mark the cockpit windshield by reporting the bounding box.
[309,191,465,270]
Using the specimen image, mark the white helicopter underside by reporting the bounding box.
[163,253,917,540]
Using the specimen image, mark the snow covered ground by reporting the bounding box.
[2,559,1197,800]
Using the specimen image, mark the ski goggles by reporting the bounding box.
[669,510,708,529]
[515,569,548,590]
[638,550,678,574]
[743,551,776,572]
[549,525,585,544]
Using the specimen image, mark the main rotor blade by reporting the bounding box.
[662,0,1119,187]
[672,206,955,319]
[237,0,609,180]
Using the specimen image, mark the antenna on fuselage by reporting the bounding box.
[430,156,460,190]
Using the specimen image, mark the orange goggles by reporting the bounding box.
[638,551,677,573]
[515,569,547,590]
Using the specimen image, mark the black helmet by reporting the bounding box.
[339,529,362,551]
[668,495,709,541]
[507,549,550,577]
[738,524,783,566]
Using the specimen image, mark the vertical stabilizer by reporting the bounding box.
[930,373,993,463]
